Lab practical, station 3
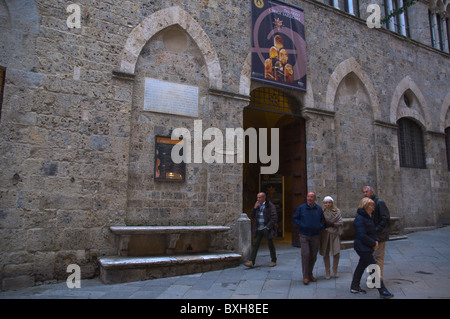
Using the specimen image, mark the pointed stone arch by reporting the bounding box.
[239,53,251,96]
[326,57,381,121]
[1,0,39,70]
[118,6,222,90]
[440,92,450,132]
[390,76,432,131]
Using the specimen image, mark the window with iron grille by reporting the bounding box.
[248,87,301,117]
[446,127,450,171]
[0,66,5,121]
[397,118,426,169]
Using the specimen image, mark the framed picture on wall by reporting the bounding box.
[154,136,186,182]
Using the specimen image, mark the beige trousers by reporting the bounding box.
[372,241,386,279]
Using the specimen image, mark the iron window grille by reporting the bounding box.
[397,118,426,169]
[248,87,301,117]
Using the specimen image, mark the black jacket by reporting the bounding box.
[371,194,390,241]
[353,208,379,253]
[250,201,278,239]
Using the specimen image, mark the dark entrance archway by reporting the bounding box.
[243,87,307,247]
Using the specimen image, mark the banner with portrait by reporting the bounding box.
[251,0,307,91]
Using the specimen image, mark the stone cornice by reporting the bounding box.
[301,107,335,118]
[373,120,398,130]
[208,88,250,102]
[112,69,135,81]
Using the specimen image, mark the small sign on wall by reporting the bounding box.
[144,78,199,117]
[154,136,186,182]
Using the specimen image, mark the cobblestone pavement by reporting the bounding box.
[1,226,449,299]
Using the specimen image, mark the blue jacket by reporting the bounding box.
[292,203,325,237]
[353,208,380,253]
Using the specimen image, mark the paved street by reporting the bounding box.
[1,226,449,299]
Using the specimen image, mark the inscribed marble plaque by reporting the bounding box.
[144,78,199,117]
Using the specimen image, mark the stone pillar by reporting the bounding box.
[236,213,251,262]
[302,108,338,208]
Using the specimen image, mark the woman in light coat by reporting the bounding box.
[319,196,343,279]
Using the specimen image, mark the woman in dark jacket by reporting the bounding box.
[350,197,394,298]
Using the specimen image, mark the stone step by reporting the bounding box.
[98,252,242,284]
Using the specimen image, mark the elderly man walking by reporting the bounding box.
[293,192,327,285]
[363,186,390,280]
[244,192,278,268]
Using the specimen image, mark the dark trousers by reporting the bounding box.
[351,250,386,290]
[249,229,277,264]
[299,234,320,279]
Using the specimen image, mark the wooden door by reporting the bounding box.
[280,117,306,247]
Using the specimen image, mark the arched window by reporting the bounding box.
[397,118,426,168]
[446,127,450,171]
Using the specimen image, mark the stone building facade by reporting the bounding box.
[0,0,449,289]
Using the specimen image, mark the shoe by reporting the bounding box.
[309,275,317,282]
[244,261,254,268]
[269,261,276,267]
[333,272,339,278]
[379,289,394,299]
[350,287,367,294]
[303,278,309,285]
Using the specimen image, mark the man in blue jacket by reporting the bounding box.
[293,192,326,285]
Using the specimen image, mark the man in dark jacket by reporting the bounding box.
[244,192,278,268]
[363,186,390,280]
[292,192,326,285]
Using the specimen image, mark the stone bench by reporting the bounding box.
[340,216,407,249]
[99,225,241,284]
[110,225,231,256]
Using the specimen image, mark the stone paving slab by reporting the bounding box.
[1,226,449,300]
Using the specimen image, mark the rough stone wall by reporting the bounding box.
[334,73,377,214]
[0,0,448,290]
[293,0,449,223]
[0,0,251,290]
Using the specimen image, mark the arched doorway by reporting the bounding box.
[243,87,307,247]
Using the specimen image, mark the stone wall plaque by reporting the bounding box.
[144,78,199,117]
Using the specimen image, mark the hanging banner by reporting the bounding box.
[251,0,307,91]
